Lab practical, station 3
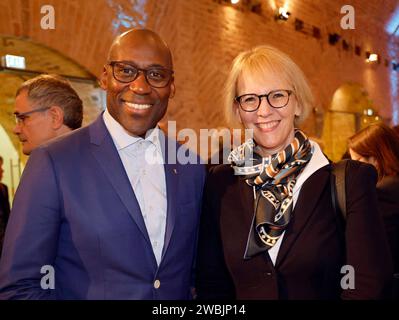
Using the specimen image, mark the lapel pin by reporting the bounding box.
[173,168,178,174]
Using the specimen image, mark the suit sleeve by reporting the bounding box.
[195,167,236,300]
[0,148,61,299]
[342,162,393,299]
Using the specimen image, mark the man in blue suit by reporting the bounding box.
[0,29,205,299]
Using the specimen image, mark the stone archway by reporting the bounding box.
[322,82,381,161]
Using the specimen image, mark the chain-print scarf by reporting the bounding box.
[228,129,312,258]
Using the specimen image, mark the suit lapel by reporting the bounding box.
[161,163,178,258]
[161,137,178,258]
[89,116,151,245]
[275,165,331,267]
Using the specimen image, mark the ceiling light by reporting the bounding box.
[276,7,290,20]
[366,52,378,63]
[364,108,374,116]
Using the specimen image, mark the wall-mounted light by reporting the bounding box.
[1,54,26,69]
[366,52,379,63]
[295,18,304,31]
[328,33,341,45]
[312,26,321,39]
[276,7,290,21]
[342,40,350,51]
[355,45,361,56]
[230,0,240,4]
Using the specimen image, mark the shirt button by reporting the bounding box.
[154,280,160,289]
[153,241,158,248]
[266,272,272,276]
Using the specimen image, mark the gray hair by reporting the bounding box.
[16,74,83,130]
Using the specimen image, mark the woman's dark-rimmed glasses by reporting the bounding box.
[235,89,293,112]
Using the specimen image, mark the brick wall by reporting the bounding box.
[0,0,398,160]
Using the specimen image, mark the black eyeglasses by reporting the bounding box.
[235,89,293,112]
[108,61,174,88]
[14,106,51,124]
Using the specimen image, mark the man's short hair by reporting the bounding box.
[16,75,83,130]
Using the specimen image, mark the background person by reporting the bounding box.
[348,122,399,299]
[13,74,83,155]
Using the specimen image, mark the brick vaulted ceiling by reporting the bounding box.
[0,0,398,137]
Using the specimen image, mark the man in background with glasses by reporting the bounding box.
[0,29,205,300]
[13,74,83,155]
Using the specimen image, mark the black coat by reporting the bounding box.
[0,183,10,226]
[196,161,393,299]
[377,175,399,274]
[0,183,10,255]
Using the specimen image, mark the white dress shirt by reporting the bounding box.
[267,140,330,265]
[103,109,167,266]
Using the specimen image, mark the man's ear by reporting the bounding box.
[169,79,175,99]
[99,65,108,90]
[49,106,65,130]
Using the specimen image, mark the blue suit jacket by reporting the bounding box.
[0,115,206,299]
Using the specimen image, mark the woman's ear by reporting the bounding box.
[294,100,302,118]
[234,104,242,124]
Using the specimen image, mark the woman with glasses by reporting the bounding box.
[195,45,392,299]
[348,123,399,299]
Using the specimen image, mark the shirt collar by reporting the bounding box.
[103,108,164,153]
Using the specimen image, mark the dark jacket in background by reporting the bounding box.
[377,175,399,298]
[0,183,10,256]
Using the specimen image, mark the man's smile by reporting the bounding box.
[123,101,153,110]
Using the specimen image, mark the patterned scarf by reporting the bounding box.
[228,129,312,259]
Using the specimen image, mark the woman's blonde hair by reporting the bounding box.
[224,45,314,128]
